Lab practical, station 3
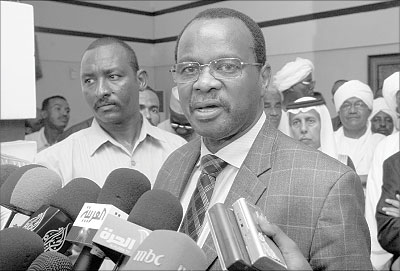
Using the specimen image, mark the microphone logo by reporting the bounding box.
[22,208,47,231]
[133,249,164,266]
[43,223,72,252]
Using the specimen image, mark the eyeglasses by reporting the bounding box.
[170,58,263,83]
[340,101,368,111]
[171,122,193,130]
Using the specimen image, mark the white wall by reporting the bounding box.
[23,0,399,127]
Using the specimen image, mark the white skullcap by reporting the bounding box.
[382,71,399,114]
[287,97,339,160]
[273,57,314,92]
[170,86,184,114]
[333,80,373,112]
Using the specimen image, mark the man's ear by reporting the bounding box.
[137,69,148,91]
[309,80,316,91]
[40,109,47,119]
[260,63,271,96]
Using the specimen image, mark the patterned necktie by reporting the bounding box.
[180,154,228,241]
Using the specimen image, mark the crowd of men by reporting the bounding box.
[19,7,399,270]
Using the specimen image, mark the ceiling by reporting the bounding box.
[78,1,199,12]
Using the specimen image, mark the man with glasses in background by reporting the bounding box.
[333,80,385,191]
[158,86,198,141]
[154,7,372,270]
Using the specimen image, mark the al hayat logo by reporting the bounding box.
[23,209,47,231]
[43,223,71,252]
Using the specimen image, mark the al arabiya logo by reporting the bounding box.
[22,209,47,231]
[43,223,72,252]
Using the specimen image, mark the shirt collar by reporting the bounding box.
[88,116,168,156]
[199,112,266,169]
[39,127,50,147]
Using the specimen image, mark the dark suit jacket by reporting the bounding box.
[376,151,400,258]
[154,120,372,270]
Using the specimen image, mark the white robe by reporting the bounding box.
[364,131,399,270]
[334,127,385,175]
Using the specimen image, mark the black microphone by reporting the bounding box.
[1,165,61,229]
[0,163,19,188]
[0,227,44,270]
[28,251,73,271]
[70,168,151,271]
[100,189,183,270]
[22,177,101,254]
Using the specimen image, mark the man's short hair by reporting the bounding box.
[174,8,266,65]
[331,79,348,96]
[85,37,139,72]
[41,95,67,111]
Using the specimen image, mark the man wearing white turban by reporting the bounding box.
[273,57,315,108]
[333,80,385,189]
[158,86,198,142]
[369,97,397,136]
[365,71,400,270]
[383,71,400,128]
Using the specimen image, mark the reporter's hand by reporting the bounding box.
[382,194,400,218]
[256,215,312,270]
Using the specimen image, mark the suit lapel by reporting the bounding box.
[162,138,201,199]
[203,120,277,269]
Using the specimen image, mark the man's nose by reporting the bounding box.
[95,79,111,97]
[300,122,308,133]
[192,66,221,93]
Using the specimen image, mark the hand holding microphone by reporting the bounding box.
[256,215,312,271]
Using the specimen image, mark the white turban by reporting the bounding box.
[286,97,339,160]
[333,80,373,112]
[273,57,314,92]
[368,97,398,132]
[382,71,399,114]
[170,86,184,114]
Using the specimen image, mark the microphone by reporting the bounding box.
[0,164,45,203]
[22,177,101,254]
[93,189,183,266]
[1,165,60,229]
[121,230,208,270]
[70,168,151,271]
[129,189,183,231]
[207,203,253,270]
[0,227,44,270]
[0,163,19,188]
[28,251,73,271]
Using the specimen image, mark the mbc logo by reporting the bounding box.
[133,249,164,266]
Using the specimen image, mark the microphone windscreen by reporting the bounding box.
[10,167,62,212]
[97,168,151,213]
[28,251,73,271]
[128,189,183,231]
[49,177,101,220]
[0,227,44,270]
[126,230,207,270]
[0,164,19,188]
[0,164,44,204]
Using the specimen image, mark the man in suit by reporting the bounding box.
[154,8,372,270]
[376,151,400,269]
